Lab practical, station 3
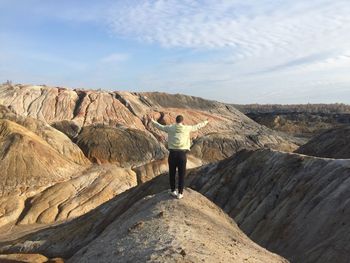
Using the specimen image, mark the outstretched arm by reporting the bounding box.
[191,120,209,132]
[151,119,170,132]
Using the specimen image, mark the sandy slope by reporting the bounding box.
[69,188,288,263]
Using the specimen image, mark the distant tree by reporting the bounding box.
[234,103,350,114]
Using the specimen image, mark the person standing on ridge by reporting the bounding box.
[150,115,208,199]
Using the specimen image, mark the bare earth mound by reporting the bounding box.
[0,253,43,262]
[0,105,89,165]
[295,125,350,158]
[0,189,288,263]
[69,189,287,263]
[16,165,137,225]
[0,119,81,196]
[0,117,138,229]
[0,118,84,228]
[76,124,167,166]
[189,149,350,263]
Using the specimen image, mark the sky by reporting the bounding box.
[1,0,350,104]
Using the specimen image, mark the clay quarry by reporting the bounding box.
[0,83,349,263]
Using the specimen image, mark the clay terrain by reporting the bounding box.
[0,83,349,263]
[295,125,350,158]
[235,104,350,139]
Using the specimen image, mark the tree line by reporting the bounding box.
[233,103,350,114]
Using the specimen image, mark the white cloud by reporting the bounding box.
[2,0,350,103]
[108,1,350,56]
[105,0,350,103]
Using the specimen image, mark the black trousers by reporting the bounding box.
[168,150,187,194]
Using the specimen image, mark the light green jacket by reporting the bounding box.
[151,120,208,150]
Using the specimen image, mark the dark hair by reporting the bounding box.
[176,115,184,123]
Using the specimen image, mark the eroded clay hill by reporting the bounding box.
[189,149,350,263]
[1,83,331,262]
[75,124,167,166]
[235,104,350,139]
[0,105,89,166]
[0,189,288,263]
[2,149,349,262]
[0,84,145,129]
[0,83,299,165]
[0,118,82,227]
[0,119,81,196]
[295,125,350,158]
[0,107,138,229]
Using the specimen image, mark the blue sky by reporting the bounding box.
[1,0,350,103]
